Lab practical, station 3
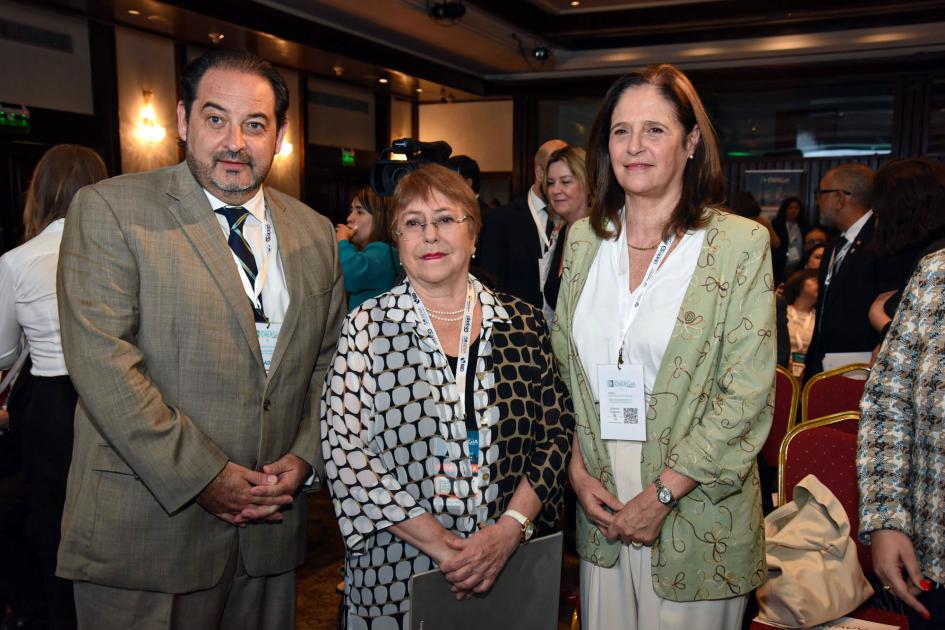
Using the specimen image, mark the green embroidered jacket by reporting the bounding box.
[550,209,775,602]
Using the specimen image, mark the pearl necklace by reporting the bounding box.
[426,306,465,316]
[429,312,465,322]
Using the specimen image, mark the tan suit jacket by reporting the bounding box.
[56,162,344,593]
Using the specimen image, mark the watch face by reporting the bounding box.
[657,486,673,505]
[523,521,535,540]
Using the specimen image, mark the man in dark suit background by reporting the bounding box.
[806,163,895,378]
[477,138,566,307]
[445,154,492,225]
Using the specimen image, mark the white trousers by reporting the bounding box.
[579,441,748,630]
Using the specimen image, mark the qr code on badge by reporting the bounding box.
[623,408,639,424]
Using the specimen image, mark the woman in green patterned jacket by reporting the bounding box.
[550,64,775,630]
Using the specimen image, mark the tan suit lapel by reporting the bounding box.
[265,189,302,380]
[164,163,263,368]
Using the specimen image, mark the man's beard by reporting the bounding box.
[186,146,270,200]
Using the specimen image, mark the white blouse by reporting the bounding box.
[573,225,706,406]
[0,219,68,376]
[786,304,815,355]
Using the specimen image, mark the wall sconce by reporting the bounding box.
[135,90,166,144]
[277,139,293,159]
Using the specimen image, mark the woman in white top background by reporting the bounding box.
[0,144,107,630]
[551,65,774,630]
[782,269,819,378]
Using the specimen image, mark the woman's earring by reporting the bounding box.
[688,153,694,159]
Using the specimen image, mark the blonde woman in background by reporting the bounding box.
[541,146,591,322]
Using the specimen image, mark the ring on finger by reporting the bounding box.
[882,584,892,592]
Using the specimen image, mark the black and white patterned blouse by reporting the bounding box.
[321,277,573,630]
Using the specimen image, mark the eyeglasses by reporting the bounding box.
[813,188,852,198]
[396,214,473,239]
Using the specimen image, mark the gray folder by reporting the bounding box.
[408,531,563,630]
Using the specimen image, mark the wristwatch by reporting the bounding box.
[501,509,535,543]
[654,475,679,509]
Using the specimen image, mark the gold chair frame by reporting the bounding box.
[800,363,870,423]
[775,365,800,432]
[776,410,861,507]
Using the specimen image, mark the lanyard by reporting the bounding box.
[823,237,851,288]
[617,233,675,367]
[408,277,476,421]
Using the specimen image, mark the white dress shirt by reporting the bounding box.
[527,187,551,251]
[826,209,873,284]
[0,219,68,376]
[205,187,289,323]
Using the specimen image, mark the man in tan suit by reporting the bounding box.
[56,49,344,629]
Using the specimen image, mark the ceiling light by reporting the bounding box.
[858,32,909,44]
[127,9,141,15]
[570,1,581,5]
[378,78,389,84]
[428,1,466,25]
[208,32,225,44]
[416,88,423,93]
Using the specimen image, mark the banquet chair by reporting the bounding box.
[760,366,799,469]
[749,412,910,630]
[777,412,867,570]
[800,363,870,423]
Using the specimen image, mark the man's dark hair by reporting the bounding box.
[181,49,289,128]
[444,155,481,193]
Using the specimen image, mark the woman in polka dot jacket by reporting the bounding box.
[321,164,575,629]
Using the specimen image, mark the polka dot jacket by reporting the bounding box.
[320,276,574,627]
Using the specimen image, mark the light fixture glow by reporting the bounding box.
[378,78,389,84]
[277,139,293,158]
[134,90,166,144]
[570,1,581,5]
[857,32,909,44]
[681,46,724,57]
[127,9,141,15]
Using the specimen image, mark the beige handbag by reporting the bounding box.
[755,474,874,629]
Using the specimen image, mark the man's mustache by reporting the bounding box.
[213,151,254,167]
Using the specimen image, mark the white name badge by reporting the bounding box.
[598,363,647,441]
[256,322,282,373]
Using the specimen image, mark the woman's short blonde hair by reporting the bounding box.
[389,164,481,242]
[545,146,591,207]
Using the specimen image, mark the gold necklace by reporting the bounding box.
[626,240,660,251]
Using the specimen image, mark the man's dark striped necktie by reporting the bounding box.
[215,206,266,323]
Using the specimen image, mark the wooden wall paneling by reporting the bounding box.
[512,94,538,199]
[89,21,121,175]
[375,91,391,152]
